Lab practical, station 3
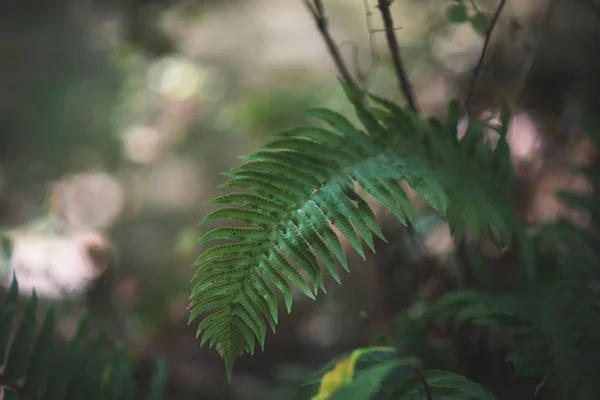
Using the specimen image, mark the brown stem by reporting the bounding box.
[376,0,419,113]
[303,0,362,95]
[465,0,508,112]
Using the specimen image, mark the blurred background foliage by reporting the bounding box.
[0,0,599,398]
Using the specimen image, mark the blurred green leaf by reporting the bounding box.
[0,275,18,364]
[146,357,167,400]
[24,305,55,393]
[470,12,490,36]
[447,4,469,23]
[176,226,200,256]
[329,361,401,400]
[394,370,497,399]
[4,292,38,381]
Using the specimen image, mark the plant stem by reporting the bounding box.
[303,0,362,95]
[376,0,419,113]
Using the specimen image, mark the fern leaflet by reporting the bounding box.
[0,275,166,400]
[426,280,600,399]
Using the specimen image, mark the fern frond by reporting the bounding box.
[426,281,600,399]
[0,275,166,400]
[191,81,528,377]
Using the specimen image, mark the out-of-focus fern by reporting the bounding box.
[421,113,600,399]
[426,281,600,399]
[190,81,535,377]
[0,275,167,400]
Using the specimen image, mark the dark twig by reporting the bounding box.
[376,0,419,113]
[465,0,508,112]
[303,0,362,94]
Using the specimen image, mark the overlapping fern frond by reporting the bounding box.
[0,276,166,400]
[190,81,531,377]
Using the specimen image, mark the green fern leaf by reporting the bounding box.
[24,305,55,393]
[4,291,38,382]
[103,343,134,400]
[67,335,111,399]
[0,274,18,364]
[191,82,524,378]
[0,275,166,399]
[427,281,600,399]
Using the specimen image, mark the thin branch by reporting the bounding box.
[303,0,362,94]
[376,0,419,113]
[465,0,508,112]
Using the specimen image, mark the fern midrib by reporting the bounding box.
[219,147,400,349]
